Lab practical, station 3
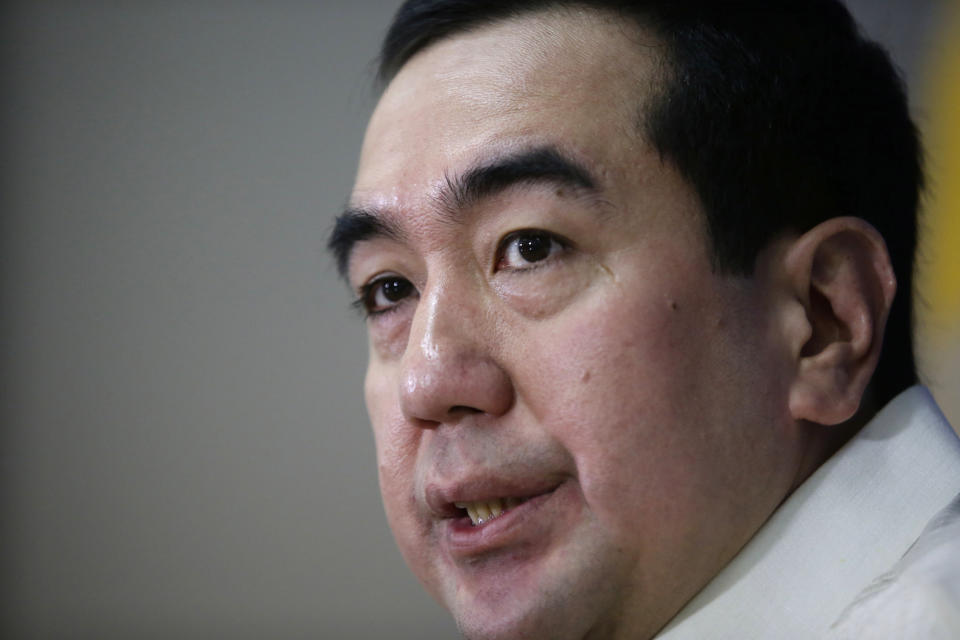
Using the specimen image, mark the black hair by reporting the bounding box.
[375,0,924,406]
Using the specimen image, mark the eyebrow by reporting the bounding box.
[327,145,599,278]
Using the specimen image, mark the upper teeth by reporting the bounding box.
[454,497,524,526]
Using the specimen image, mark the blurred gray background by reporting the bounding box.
[2,1,955,638]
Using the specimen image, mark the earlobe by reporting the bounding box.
[784,217,897,426]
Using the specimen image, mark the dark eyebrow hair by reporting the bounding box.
[327,145,598,279]
[441,145,597,212]
[327,208,401,277]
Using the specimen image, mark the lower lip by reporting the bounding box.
[442,481,573,558]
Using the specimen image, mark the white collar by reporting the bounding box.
[657,386,960,639]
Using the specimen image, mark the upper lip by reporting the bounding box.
[424,474,563,519]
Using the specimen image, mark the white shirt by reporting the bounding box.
[658,386,960,639]
[826,492,960,639]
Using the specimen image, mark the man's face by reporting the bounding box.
[346,11,807,640]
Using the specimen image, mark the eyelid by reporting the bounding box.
[353,272,417,318]
[494,229,571,272]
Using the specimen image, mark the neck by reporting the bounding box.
[791,389,879,492]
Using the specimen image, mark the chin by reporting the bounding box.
[440,557,629,640]
[452,598,585,640]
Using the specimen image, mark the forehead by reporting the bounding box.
[352,10,663,208]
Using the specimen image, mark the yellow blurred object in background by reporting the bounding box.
[917,1,960,431]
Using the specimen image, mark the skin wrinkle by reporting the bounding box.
[344,145,616,280]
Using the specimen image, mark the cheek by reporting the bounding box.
[515,283,725,536]
[364,366,418,519]
[368,311,414,362]
[365,366,442,598]
[365,369,445,590]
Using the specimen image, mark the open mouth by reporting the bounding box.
[441,483,571,558]
[453,496,532,526]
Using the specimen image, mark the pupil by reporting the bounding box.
[382,279,410,302]
[517,234,550,262]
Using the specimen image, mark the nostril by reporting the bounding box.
[448,405,483,416]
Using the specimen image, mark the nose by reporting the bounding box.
[399,281,514,425]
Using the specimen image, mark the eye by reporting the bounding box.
[357,274,417,316]
[496,230,567,271]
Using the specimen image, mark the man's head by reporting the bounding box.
[329,2,921,638]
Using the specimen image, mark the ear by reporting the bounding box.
[783,217,897,426]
